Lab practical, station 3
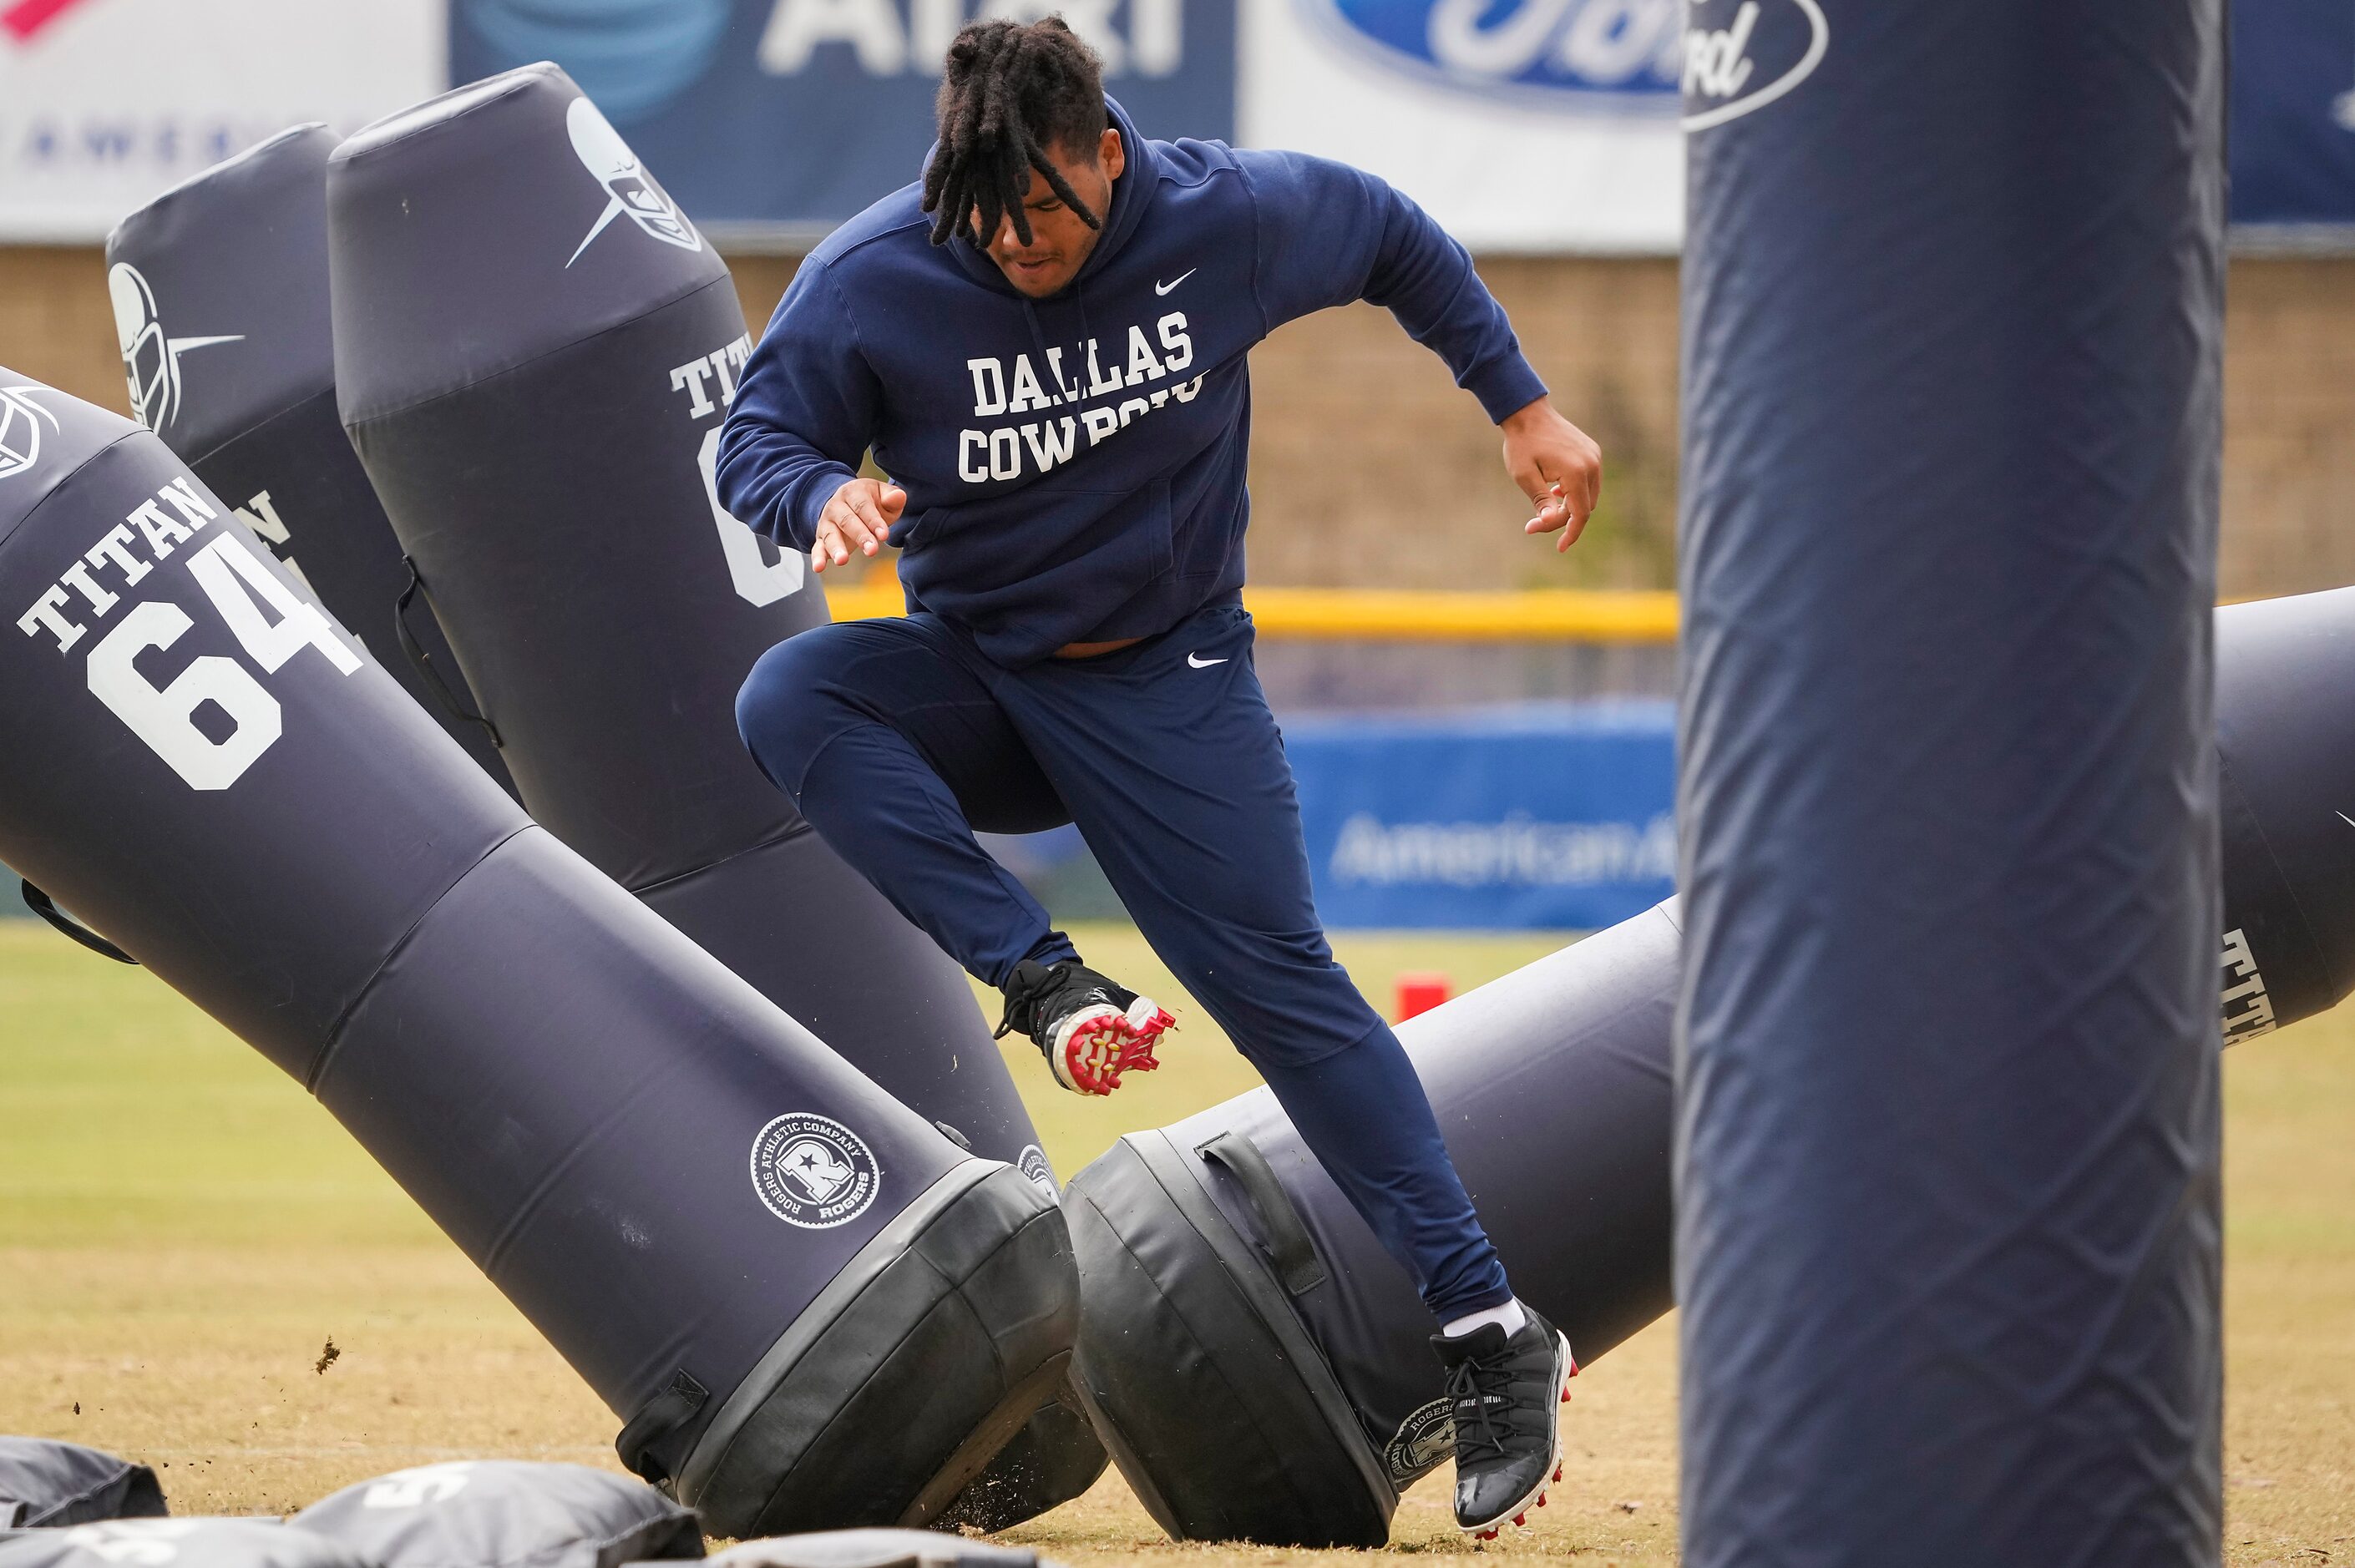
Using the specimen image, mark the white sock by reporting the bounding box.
[1441,1297,1528,1339]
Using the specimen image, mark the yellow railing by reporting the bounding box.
[820,583,1681,643]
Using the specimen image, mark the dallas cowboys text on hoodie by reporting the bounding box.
[716,97,1548,670]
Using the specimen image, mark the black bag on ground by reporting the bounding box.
[707,1533,1048,1568]
[1065,584,2355,1546]
[0,1522,362,1568]
[102,125,512,793]
[0,1439,165,1529]
[0,375,1076,1540]
[323,68,1094,1529]
[292,1462,698,1568]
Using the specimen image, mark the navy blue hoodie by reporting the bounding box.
[716,98,1547,669]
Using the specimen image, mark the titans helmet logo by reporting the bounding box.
[0,385,61,483]
[565,96,702,267]
[107,264,243,433]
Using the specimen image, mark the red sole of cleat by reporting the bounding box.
[1061,1007,1172,1095]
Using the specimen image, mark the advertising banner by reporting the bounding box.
[448,0,1236,241]
[2231,0,2355,233]
[9,1,2351,247]
[1238,0,1686,253]
[0,0,444,242]
[1284,701,1676,930]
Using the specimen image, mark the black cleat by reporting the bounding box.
[1431,1306,1576,1539]
[994,959,1172,1097]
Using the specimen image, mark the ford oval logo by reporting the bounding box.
[1299,0,1684,112]
[1681,0,1829,131]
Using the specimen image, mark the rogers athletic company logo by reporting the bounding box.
[749,1112,881,1228]
[106,264,243,434]
[1385,1396,1456,1486]
[1680,0,1827,131]
[565,96,702,267]
[1016,1143,1057,1198]
[0,384,59,482]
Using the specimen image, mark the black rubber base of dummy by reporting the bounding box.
[1061,1132,1395,1547]
[674,1161,1081,1538]
[933,1385,1110,1534]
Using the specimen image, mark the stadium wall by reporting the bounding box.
[5,245,2350,599]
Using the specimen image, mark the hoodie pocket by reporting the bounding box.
[894,505,944,551]
[901,478,1174,601]
[1114,477,1177,584]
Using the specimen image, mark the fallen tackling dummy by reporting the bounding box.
[322,68,1100,1526]
[0,374,1077,1539]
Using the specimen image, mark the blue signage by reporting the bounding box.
[2231,0,2355,229]
[1296,0,1683,114]
[451,0,1236,235]
[1679,0,1826,131]
[1283,701,1677,930]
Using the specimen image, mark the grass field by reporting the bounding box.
[3,921,2350,1565]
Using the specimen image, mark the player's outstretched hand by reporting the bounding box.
[1501,397,1603,553]
[813,477,908,571]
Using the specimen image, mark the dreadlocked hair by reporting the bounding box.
[922,17,1109,250]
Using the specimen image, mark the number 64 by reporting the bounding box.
[86,530,360,791]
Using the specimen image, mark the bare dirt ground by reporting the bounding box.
[3,923,2347,1565]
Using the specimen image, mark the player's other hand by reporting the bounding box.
[1501,397,1603,554]
[813,477,908,572]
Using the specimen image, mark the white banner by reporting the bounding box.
[1239,0,1684,254]
[0,0,445,242]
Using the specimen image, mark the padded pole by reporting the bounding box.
[1677,2,2226,1563]
[0,375,1077,1539]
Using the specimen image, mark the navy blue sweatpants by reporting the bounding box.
[736,597,1512,1321]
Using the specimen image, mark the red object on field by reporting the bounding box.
[1395,972,1451,1022]
[3,0,95,43]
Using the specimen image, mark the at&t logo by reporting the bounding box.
[749,1112,881,1229]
